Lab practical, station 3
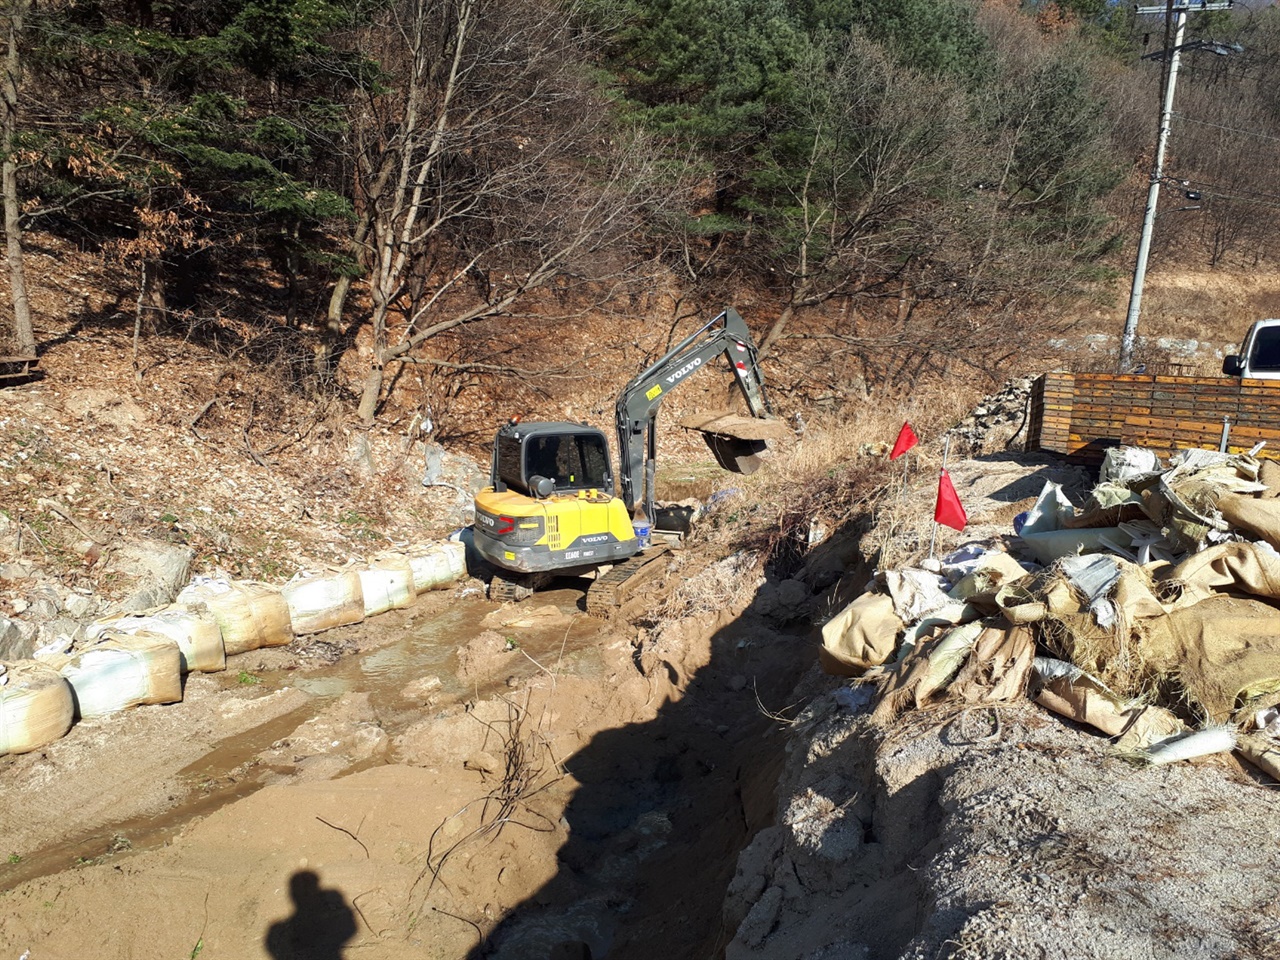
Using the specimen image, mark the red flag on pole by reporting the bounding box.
[935,469,967,531]
[890,422,918,460]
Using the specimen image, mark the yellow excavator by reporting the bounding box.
[471,307,784,615]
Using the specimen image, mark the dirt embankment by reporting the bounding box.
[719,454,1280,960]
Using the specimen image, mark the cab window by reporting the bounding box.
[525,434,610,490]
[1252,327,1280,373]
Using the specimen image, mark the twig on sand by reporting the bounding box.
[315,815,370,858]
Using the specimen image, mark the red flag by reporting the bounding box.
[935,469,967,531]
[890,422,918,460]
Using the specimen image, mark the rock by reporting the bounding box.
[0,513,16,553]
[62,388,147,431]
[64,593,97,619]
[723,826,784,930]
[754,578,811,624]
[416,441,486,494]
[346,433,376,479]
[101,540,195,612]
[781,785,864,894]
[36,617,81,648]
[731,884,783,951]
[401,674,443,701]
[0,614,37,661]
[28,595,60,620]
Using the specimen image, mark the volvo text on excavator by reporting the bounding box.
[471,307,785,615]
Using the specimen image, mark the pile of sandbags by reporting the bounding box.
[1,539,470,756]
[820,446,1280,777]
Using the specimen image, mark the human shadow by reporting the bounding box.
[264,869,356,960]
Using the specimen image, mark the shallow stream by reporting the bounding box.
[0,584,607,891]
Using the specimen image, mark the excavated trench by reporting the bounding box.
[0,548,848,958]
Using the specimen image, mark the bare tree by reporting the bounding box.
[0,0,33,356]
[332,0,669,423]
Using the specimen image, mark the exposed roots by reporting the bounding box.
[411,688,565,905]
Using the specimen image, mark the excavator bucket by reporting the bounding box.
[704,433,769,474]
[679,412,790,475]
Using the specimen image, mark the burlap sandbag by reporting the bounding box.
[1163,541,1280,610]
[1216,493,1280,552]
[950,621,1036,704]
[1112,564,1169,620]
[995,577,1078,625]
[819,591,903,677]
[870,620,990,723]
[948,551,1029,608]
[1033,661,1183,749]
[1260,459,1280,499]
[1236,732,1280,781]
[1157,593,1280,723]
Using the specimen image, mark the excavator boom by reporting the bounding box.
[615,307,778,525]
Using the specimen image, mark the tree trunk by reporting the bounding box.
[758,301,794,361]
[356,364,383,422]
[0,0,33,356]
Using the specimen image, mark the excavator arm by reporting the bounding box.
[615,307,775,524]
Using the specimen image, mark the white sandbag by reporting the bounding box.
[177,579,293,655]
[282,571,365,635]
[357,563,415,616]
[0,660,75,756]
[402,542,467,593]
[86,606,225,674]
[56,634,183,719]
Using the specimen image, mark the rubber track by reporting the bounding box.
[488,571,546,603]
[585,545,670,618]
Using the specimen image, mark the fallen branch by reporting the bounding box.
[35,498,113,546]
[431,906,485,949]
[315,815,370,858]
[242,399,269,468]
[396,355,595,380]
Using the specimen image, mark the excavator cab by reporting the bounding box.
[473,422,641,601]
[492,422,613,497]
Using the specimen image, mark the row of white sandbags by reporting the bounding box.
[0,542,466,756]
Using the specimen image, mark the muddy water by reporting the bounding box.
[293,587,608,727]
[0,585,608,891]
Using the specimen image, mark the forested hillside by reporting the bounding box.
[3,0,1280,430]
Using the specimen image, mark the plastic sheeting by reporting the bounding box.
[357,564,415,617]
[282,571,365,635]
[0,660,74,756]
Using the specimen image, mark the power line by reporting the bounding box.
[1172,111,1280,145]
[1164,172,1280,210]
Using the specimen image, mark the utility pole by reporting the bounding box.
[1118,0,1233,374]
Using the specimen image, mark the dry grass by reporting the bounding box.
[661,549,764,620]
[694,379,989,573]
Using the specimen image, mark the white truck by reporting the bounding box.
[1223,319,1280,380]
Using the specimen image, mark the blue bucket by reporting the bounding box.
[632,520,651,548]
